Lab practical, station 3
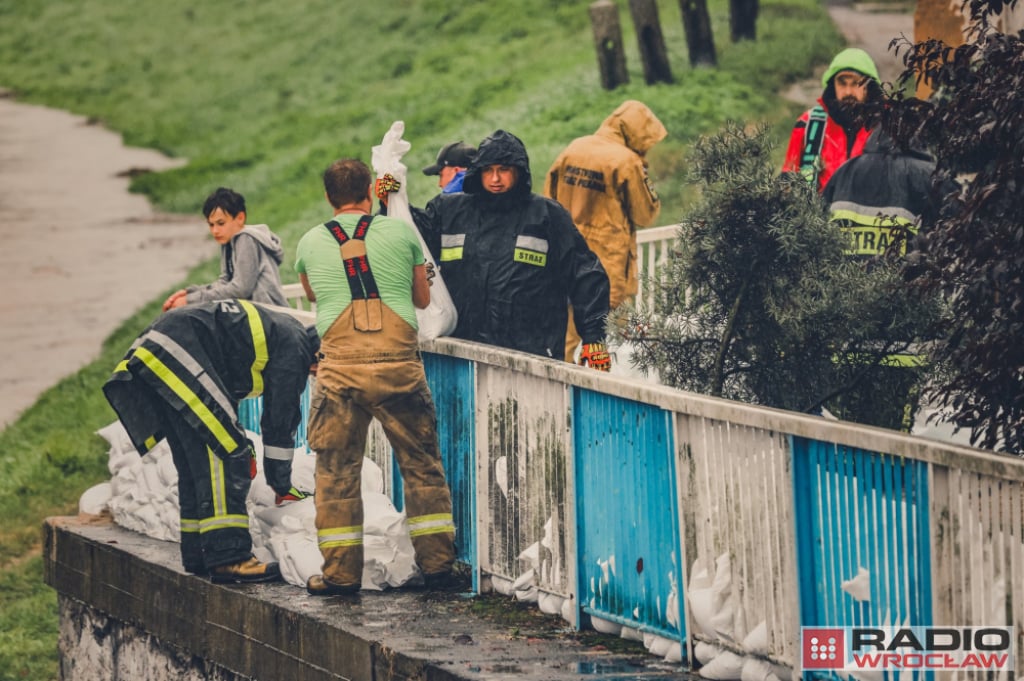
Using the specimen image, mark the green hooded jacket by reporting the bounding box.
[822,47,880,88]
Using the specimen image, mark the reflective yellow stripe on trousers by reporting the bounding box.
[318,526,363,549]
[408,513,455,538]
[199,446,248,532]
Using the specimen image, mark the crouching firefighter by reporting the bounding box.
[295,157,458,595]
[103,299,320,583]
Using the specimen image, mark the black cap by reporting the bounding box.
[422,141,477,176]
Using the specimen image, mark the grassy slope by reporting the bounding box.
[0,1,841,678]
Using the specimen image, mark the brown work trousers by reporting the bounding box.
[307,302,456,586]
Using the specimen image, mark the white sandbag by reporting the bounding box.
[560,595,576,624]
[290,449,316,493]
[663,642,684,663]
[79,482,112,515]
[96,420,134,459]
[694,641,722,665]
[371,120,458,340]
[538,591,564,616]
[741,658,781,681]
[91,421,425,591]
[590,615,623,636]
[268,531,322,587]
[699,650,745,680]
[621,626,645,642]
[489,574,515,596]
[512,567,539,603]
[644,632,676,658]
[156,450,177,487]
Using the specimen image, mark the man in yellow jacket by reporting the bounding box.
[545,100,667,362]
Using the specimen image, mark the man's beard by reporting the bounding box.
[828,94,866,128]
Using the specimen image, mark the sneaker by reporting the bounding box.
[209,557,282,584]
[306,574,361,596]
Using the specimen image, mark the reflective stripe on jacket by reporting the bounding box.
[420,130,610,358]
[822,132,936,259]
[104,299,314,459]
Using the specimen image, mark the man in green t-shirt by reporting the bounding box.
[295,158,458,595]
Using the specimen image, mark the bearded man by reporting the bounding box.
[783,48,882,192]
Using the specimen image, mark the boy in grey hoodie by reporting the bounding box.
[163,187,288,311]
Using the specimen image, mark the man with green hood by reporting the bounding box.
[783,47,882,192]
[544,100,667,363]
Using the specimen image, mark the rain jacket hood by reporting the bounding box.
[822,48,880,89]
[594,100,668,156]
[463,130,532,200]
[544,101,665,315]
[861,129,934,163]
[186,222,288,307]
[417,130,612,358]
[238,224,285,265]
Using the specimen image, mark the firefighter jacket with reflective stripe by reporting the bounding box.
[822,131,937,259]
[103,299,316,461]
[418,130,610,359]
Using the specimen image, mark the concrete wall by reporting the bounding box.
[58,598,246,681]
[44,515,694,681]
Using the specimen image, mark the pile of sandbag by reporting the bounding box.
[81,420,420,590]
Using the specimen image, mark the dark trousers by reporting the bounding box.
[154,397,253,572]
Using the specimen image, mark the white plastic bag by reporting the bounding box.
[371,121,458,340]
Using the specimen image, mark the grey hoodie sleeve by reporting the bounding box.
[185,232,265,303]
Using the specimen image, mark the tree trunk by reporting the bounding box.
[677,0,718,67]
[711,273,751,396]
[589,0,630,90]
[629,0,674,84]
[730,0,758,42]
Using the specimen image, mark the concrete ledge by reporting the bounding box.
[44,515,695,681]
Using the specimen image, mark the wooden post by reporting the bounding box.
[729,0,758,42]
[629,0,674,84]
[590,0,629,90]
[678,0,718,67]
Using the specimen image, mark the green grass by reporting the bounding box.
[0,1,842,678]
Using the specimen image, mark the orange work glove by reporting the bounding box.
[374,174,401,202]
[275,487,312,506]
[578,342,611,372]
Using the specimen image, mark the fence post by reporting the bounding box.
[629,0,674,84]
[589,0,629,90]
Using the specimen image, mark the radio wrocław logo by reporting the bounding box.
[801,627,1014,672]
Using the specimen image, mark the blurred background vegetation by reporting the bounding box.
[0,0,843,678]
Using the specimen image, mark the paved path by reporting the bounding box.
[784,3,915,106]
[0,94,209,428]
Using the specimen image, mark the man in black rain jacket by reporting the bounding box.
[821,129,943,431]
[418,130,612,368]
